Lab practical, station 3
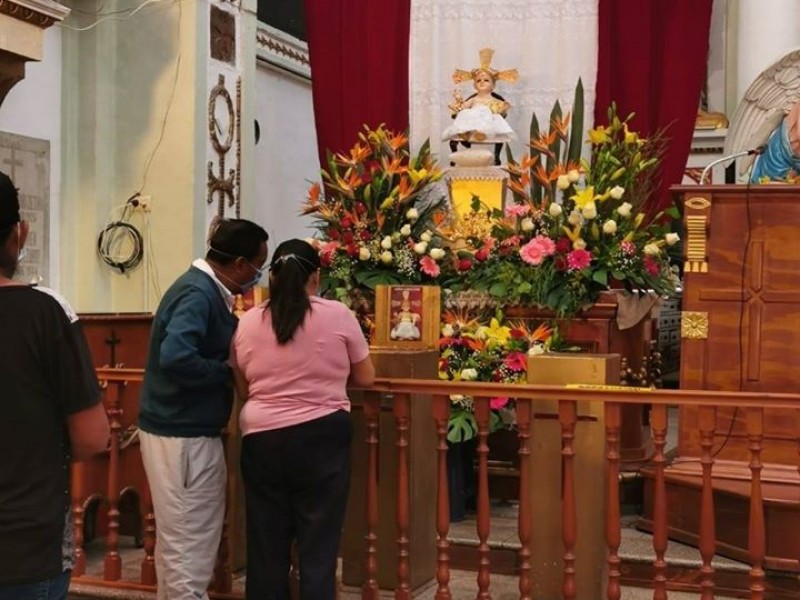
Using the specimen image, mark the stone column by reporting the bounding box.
[59,0,258,312]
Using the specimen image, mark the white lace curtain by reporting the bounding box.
[409,0,599,162]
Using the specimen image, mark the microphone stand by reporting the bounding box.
[700,148,763,185]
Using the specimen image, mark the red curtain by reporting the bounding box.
[595,0,713,213]
[303,0,411,167]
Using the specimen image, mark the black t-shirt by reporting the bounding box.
[0,286,100,584]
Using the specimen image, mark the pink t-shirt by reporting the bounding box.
[232,297,370,436]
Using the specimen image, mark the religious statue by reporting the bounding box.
[723,48,800,182]
[443,48,518,165]
[390,290,421,341]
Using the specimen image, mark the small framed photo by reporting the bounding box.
[373,285,441,349]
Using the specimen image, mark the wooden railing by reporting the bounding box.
[73,367,800,599]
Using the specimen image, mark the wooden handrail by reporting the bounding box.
[78,367,800,600]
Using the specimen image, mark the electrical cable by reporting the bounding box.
[97,200,145,274]
[58,0,175,32]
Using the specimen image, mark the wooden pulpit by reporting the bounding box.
[642,185,800,571]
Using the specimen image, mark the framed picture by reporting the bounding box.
[373,285,441,349]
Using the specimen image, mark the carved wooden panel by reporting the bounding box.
[210,5,236,65]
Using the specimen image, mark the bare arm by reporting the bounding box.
[349,355,375,388]
[232,365,250,402]
[67,403,110,462]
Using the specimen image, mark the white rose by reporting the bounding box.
[602,219,618,234]
[582,202,597,219]
[549,202,563,217]
[406,208,419,221]
[460,368,478,381]
[573,239,587,250]
[420,230,432,242]
[413,241,428,255]
[441,324,455,337]
[643,243,660,256]
[617,202,633,218]
[609,186,625,200]
[520,217,535,232]
[567,169,580,183]
[527,344,546,356]
[568,210,582,226]
[429,247,446,260]
[358,247,371,261]
[450,394,464,402]
[380,250,393,264]
[380,236,392,250]
[556,175,570,190]
[400,224,412,237]
[665,232,680,246]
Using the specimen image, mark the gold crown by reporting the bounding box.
[452,48,519,85]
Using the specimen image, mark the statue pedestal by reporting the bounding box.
[341,348,438,592]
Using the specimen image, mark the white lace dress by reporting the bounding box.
[442,104,516,142]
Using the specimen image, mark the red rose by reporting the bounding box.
[341,216,352,228]
[475,247,490,262]
[555,237,571,253]
[343,231,354,244]
[329,229,341,240]
[458,258,473,271]
[355,202,367,215]
[346,243,358,257]
[359,230,371,241]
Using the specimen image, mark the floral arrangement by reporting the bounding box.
[438,310,558,442]
[302,125,451,307]
[448,83,681,317]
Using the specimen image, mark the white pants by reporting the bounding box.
[140,431,227,600]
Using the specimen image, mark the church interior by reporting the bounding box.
[2,0,800,598]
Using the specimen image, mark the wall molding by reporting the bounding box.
[255,22,310,80]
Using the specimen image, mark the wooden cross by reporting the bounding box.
[105,328,122,367]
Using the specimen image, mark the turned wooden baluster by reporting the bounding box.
[140,481,157,585]
[516,399,533,600]
[394,392,412,600]
[362,392,381,600]
[104,380,123,581]
[650,404,669,600]
[698,405,717,600]
[432,394,452,600]
[71,461,88,577]
[604,402,622,600]
[560,400,578,600]
[474,397,492,599]
[747,407,765,600]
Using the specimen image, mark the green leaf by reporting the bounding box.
[489,282,508,297]
[567,78,584,165]
[592,269,609,286]
[447,411,477,443]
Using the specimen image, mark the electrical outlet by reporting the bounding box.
[137,195,152,212]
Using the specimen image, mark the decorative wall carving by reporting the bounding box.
[210,4,236,65]
[256,23,310,79]
[207,74,236,217]
[0,0,68,27]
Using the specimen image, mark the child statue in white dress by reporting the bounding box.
[443,48,519,144]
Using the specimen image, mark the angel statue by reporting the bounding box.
[443,48,518,165]
[724,48,800,182]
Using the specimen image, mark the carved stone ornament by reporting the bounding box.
[210,4,236,66]
[681,311,709,340]
[207,74,236,217]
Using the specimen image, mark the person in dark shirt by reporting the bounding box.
[0,171,109,600]
[138,218,268,600]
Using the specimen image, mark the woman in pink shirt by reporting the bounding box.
[231,238,374,600]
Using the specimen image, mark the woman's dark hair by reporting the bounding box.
[266,238,321,345]
[206,219,269,265]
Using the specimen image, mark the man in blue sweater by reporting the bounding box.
[139,219,268,600]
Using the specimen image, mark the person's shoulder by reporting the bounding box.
[32,286,79,323]
[311,296,351,314]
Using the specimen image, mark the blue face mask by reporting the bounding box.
[239,262,266,294]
